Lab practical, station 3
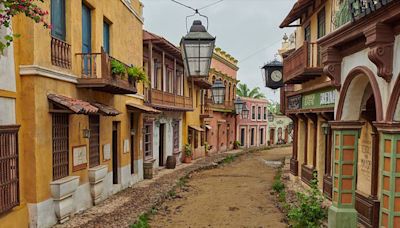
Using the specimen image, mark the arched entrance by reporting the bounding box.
[330,66,382,228]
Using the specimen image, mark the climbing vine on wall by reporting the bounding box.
[0,0,50,54]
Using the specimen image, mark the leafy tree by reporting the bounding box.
[236,83,265,99]
[267,100,281,115]
[0,0,50,54]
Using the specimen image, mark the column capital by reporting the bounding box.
[329,121,365,130]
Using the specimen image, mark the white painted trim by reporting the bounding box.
[19,65,78,84]
[120,0,144,23]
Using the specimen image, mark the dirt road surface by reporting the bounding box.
[149,147,291,228]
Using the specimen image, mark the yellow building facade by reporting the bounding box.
[0,0,146,227]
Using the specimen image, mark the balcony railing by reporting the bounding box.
[75,49,137,94]
[51,36,71,69]
[147,89,193,111]
[283,41,323,84]
[205,98,235,112]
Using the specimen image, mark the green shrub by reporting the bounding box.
[111,59,126,75]
[222,154,237,164]
[288,173,327,228]
[131,213,150,228]
[233,141,241,149]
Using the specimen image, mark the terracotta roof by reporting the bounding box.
[126,102,162,114]
[48,94,98,115]
[143,30,182,59]
[92,102,121,116]
[280,0,313,28]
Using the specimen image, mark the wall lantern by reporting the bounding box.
[268,112,275,122]
[234,97,244,115]
[321,122,330,135]
[211,79,225,104]
[241,104,250,119]
[180,20,216,78]
[82,128,91,138]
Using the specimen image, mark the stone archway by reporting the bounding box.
[329,66,382,228]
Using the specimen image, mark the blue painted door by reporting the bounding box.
[103,22,110,54]
[82,4,91,75]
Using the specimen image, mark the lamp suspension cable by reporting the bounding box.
[170,0,224,31]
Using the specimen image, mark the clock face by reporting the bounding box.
[271,70,282,82]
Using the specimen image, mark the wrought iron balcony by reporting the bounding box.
[75,49,137,94]
[283,41,323,84]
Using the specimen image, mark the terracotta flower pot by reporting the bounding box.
[183,156,192,163]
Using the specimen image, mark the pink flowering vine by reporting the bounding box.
[0,0,50,53]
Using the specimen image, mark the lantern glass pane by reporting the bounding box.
[182,40,214,77]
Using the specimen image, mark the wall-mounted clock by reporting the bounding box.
[262,60,283,90]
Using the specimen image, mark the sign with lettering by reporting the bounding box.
[287,95,302,110]
[302,89,336,109]
[103,144,111,161]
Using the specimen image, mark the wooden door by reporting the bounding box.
[112,122,119,184]
[89,115,100,168]
[159,124,165,166]
[270,128,275,145]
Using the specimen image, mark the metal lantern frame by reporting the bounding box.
[241,103,250,119]
[268,112,275,122]
[211,79,225,104]
[321,122,330,135]
[234,97,244,115]
[180,19,216,78]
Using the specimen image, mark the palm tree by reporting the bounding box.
[236,83,266,99]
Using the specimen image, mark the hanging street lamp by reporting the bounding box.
[234,97,244,115]
[211,79,225,104]
[241,103,250,119]
[268,112,275,122]
[180,20,216,78]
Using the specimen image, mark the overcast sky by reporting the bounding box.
[141,0,296,102]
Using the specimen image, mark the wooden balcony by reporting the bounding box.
[205,98,235,113]
[76,49,137,94]
[147,89,193,111]
[283,41,323,84]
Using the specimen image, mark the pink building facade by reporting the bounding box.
[236,97,268,148]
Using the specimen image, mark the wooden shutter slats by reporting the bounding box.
[52,113,69,181]
[0,125,19,215]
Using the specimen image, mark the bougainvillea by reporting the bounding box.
[0,0,50,53]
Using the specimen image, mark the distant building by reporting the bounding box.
[236,97,268,148]
[267,114,293,146]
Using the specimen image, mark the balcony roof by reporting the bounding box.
[143,30,182,59]
[280,0,313,28]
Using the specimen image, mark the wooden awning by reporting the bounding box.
[92,102,121,116]
[189,125,205,132]
[280,0,313,28]
[48,94,98,115]
[126,102,161,114]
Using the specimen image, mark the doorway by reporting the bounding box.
[240,128,245,147]
[159,124,165,167]
[270,128,275,145]
[130,113,135,174]
[112,122,119,184]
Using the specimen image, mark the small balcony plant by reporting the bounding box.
[233,140,241,149]
[110,59,126,78]
[127,66,149,84]
[184,144,192,163]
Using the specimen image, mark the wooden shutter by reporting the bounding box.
[51,0,66,41]
[89,115,100,168]
[0,125,20,214]
[52,113,69,180]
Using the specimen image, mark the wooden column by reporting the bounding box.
[289,114,299,176]
[148,42,153,102]
[298,114,308,165]
[370,127,379,199]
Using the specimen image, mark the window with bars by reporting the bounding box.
[173,121,179,152]
[144,122,153,160]
[52,113,69,180]
[89,115,100,168]
[0,125,20,214]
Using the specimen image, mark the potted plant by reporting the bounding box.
[184,144,192,163]
[127,66,149,85]
[233,140,241,149]
[110,59,126,78]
